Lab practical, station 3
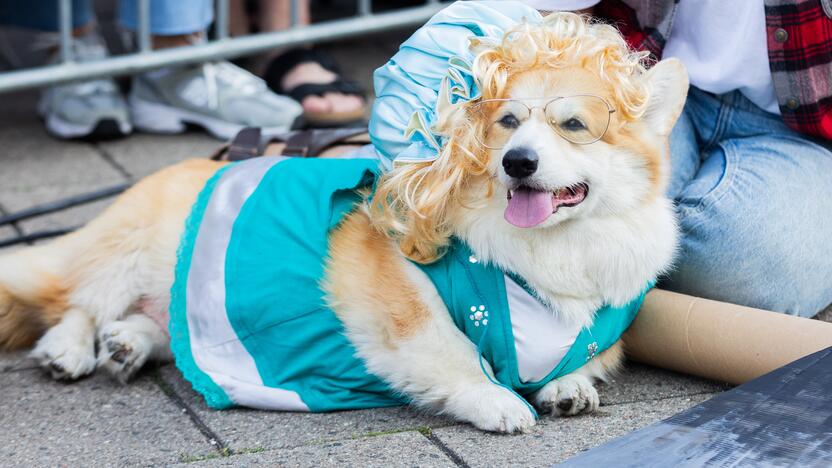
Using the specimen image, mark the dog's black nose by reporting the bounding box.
[502,147,539,179]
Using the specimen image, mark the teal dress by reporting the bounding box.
[169,157,648,413]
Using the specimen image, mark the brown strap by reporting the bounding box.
[213,127,370,161]
[281,127,369,157]
[210,127,263,161]
[226,127,263,161]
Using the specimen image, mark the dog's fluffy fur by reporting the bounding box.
[0,14,687,433]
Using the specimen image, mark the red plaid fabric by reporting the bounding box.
[594,0,832,141]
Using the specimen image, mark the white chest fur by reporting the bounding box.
[457,196,678,329]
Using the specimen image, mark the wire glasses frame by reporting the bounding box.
[469,95,616,149]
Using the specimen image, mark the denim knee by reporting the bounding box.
[663,139,832,317]
[0,0,92,31]
[120,0,213,35]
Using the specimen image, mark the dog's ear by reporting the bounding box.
[642,58,689,136]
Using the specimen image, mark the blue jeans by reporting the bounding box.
[663,86,832,317]
[0,0,212,35]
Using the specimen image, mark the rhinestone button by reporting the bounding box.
[785,98,799,110]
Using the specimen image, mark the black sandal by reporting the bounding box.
[263,48,367,127]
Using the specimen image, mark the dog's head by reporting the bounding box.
[371,13,688,263]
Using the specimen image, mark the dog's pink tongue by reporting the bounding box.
[505,187,553,228]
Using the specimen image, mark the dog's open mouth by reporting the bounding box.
[504,183,589,228]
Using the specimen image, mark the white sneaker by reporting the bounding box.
[128,61,303,140]
[38,33,132,139]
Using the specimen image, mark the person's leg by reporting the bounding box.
[259,0,309,30]
[252,0,366,123]
[664,92,832,317]
[119,0,302,139]
[0,0,91,31]
[228,0,251,37]
[119,0,212,36]
[667,101,701,200]
[3,1,133,139]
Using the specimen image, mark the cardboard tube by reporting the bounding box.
[623,289,832,385]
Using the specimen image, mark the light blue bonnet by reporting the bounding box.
[369,1,543,170]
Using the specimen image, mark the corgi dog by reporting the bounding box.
[0,13,686,433]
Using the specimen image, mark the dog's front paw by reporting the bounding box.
[448,383,536,433]
[97,323,153,383]
[30,326,97,380]
[533,374,599,417]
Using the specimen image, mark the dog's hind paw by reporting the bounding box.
[30,327,97,380]
[532,373,599,417]
[97,322,153,383]
[448,383,536,434]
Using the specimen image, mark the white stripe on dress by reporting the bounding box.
[185,156,308,411]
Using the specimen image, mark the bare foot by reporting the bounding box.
[280,61,364,116]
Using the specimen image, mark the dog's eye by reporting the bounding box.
[498,114,520,129]
[561,118,587,132]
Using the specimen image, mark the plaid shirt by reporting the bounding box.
[594,0,832,141]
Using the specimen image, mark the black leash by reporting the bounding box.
[0,183,131,248]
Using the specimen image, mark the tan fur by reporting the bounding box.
[594,339,626,379]
[0,158,224,350]
[325,210,432,340]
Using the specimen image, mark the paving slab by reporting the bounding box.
[178,431,454,467]
[158,365,456,453]
[98,132,222,179]
[0,350,34,372]
[431,393,716,468]
[0,185,120,234]
[0,123,123,194]
[0,225,20,247]
[0,92,125,234]
[596,361,731,405]
[0,367,215,467]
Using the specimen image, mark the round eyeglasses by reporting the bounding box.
[468,95,616,149]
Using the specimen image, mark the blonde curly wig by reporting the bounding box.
[369,12,651,264]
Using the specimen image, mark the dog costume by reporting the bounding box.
[170,1,649,412]
[169,157,648,412]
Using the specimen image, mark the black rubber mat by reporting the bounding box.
[559,347,832,467]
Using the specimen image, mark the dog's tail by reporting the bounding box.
[0,245,69,350]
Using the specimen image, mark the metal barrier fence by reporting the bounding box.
[0,0,446,94]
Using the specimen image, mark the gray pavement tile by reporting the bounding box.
[0,368,216,467]
[158,365,456,453]
[0,225,16,238]
[0,225,20,250]
[431,393,715,468]
[0,122,124,193]
[0,350,34,372]
[0,184,117,234]
[597,361,731,406]
[178,431,454,467]
[98,133,222,178]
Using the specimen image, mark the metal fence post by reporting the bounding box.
[58,0,73,62]
[138,0,151,52]
[216,0,230,40]
[359,0,372,16]
[290,0,300,27]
